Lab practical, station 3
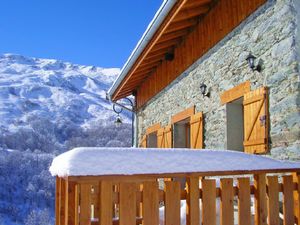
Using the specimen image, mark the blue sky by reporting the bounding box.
[0,0,162,68]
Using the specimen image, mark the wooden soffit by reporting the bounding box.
[112,0,214,100]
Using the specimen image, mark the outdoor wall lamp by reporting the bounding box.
[112,97,135,147]
[246,53,262,72]
[200,83,210,97]
[113,104,123,126]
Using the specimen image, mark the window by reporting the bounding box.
[221,81,269,153]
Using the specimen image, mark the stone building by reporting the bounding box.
[107,0,300,160]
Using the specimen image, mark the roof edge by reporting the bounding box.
[107,0,178,101]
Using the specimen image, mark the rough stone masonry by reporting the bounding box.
[137,0,300,161]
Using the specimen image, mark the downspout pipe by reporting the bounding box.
[107,0,177,100]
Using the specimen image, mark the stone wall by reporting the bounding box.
[136,0,300,160]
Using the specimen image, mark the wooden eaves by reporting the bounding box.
[110,0,215,101]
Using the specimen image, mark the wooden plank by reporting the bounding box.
[146,123,161,135]
[220,178,234,225]
[283,175,294,225]
[143,181,159,225]
[202,179,216,225]
[243,87,268,154]
[80,184,91,225]
[60,178,67,225]
[186,177,200,225]
[173,6,210,22]
[254,174,267,225]
[190,112,203,149]
[67,181,78,225]
[267,176,279,225]
[171,106,195,124]
[119,182,136,225]
[296,174,300,225]
[238,177,251,225]
[100,181,113,225]
[56,177,61,225]
[220,81,251,104]
[164,125,173,148]
[165,181,181,225]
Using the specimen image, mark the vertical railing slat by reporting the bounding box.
[60,178,67,225]
[119,182,136,225]
[202,179,216,225]
[56,177,61,225]
[165,181,181,225]
[238,177,251,225]
[186,177,200,225]
[143,181,159,225]
[254,174,267,225]
[267,176,279,225]
[297,174,300,225]
[80,184,91,225]
[220,178,234,225]
[283,175,294,225]
[100,181,113,225]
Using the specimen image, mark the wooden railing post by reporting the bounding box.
[283,175,294,225]
[237,177,251,225]
[297,173,300,225]
[99,181,113,225]
[220,178,234,225]
[165,181,181,225]
[254,174,267,225]
[60,178,67,225]
[267,176,279,225]
[56,177,61,225]
[202,179,216,225]
[80,184,91,225]
[186,177,200,225]
[119,182,137,225]
[68,181,78,225]
[142,181,159,225]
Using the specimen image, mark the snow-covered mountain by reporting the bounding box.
[0,54,131,225]
[0,53,121,129]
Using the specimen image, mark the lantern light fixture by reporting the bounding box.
[200,83,210,97]
[246,53,262,72]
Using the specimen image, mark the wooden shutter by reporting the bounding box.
[157,127,165,148]
[164,125,172,148]
[190,112,203,149]
[157,125,172,148]
[140,135,147,148]
[243,87,268,154]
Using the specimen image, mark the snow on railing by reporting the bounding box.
[51,147,300,225]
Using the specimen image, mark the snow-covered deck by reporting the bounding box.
[50,147,300,177]
[51,148,300,225]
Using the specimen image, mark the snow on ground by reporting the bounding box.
[49,147,300,177]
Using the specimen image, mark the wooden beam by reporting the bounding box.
[152,38,180,52]
[182,0,212,9]
[165,18,198,34]
[146,123,161,135]
[171,105,195,124]
[157,29,189,43]
[220,81,251,104]
[173,6,210,22]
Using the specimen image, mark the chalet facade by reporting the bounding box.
[108,0,300,160]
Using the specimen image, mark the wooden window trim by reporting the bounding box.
[220,81,251,105]
[171,106,195,124]
[146,123,161,135]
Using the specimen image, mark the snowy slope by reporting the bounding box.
[0,53,123,129]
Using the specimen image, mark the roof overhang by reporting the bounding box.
[107,0,214,101]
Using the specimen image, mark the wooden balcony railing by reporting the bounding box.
[50,148,300,225]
